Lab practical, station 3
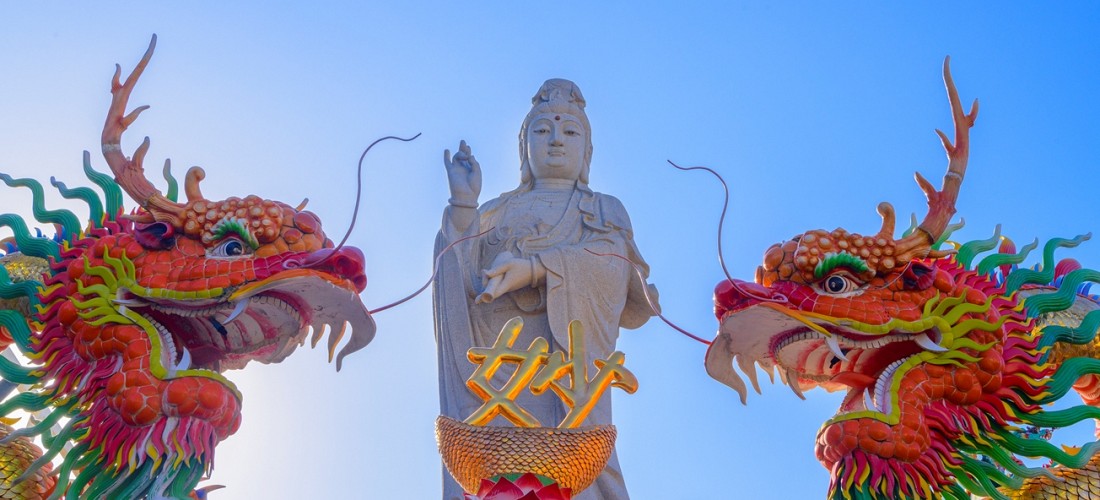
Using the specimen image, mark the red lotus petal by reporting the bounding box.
[483,479,525,500]
[476,478,498,496]
[465,475,571,500]
[535,483,571,500]
[513,473,545,492]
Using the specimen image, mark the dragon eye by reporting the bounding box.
[208,238,252,258]
[819,273,861,295]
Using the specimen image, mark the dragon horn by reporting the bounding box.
[895,57,978,261]
[101,34,187,226]
[184,166,207,202]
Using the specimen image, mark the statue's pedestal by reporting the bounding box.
[435,415,616,496]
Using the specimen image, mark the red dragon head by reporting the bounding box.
[706,59,1100,500]
[96,36,373,375]
[0,36,375,497]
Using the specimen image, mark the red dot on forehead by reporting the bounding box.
[554,115,561,121]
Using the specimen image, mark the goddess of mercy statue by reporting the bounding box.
[433,79,658,500]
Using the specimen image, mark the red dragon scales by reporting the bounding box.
[706,59,1100,499]
[0,36,376,498]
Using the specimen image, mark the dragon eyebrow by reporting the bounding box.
[206,217,260,250]
[814,251,871,280]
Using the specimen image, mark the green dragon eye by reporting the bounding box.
[822,274,858,294]
[208,237,252,258]
[222,240,245,256]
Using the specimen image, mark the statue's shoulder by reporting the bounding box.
[588,190,634,230]
[590,190,626,213]
[479,195,507,214]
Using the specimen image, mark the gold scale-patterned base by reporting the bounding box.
[1007,451,1100,499]
[0,253,48,319]
[0,423,55,499]
[435,416,615,494]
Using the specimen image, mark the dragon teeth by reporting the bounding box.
[113,298,147,307]
[176,347,192,372]
[737,355,763,394]
[914,332,947,352]
[786,368,806,400]
[224,299,248,323]
[825,335,848,362]
[872,358,909,413]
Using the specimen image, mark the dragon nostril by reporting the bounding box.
[333,254,349,271]
[310,247,367,291]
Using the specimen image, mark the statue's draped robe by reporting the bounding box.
[434,183,655,500]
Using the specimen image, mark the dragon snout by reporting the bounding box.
[714,279,774,319]
[309,247,368,292]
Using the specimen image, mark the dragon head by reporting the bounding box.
[95,180,373,374]
[92,35,375,375]
[707,59,1100,500]
[707,60,1012,497]
[3,36,376,497]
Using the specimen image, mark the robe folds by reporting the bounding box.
[434,183,656,500]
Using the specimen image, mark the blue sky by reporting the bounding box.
[1,3,1098,498]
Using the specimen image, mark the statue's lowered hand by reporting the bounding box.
[476,274,503,304]
[477,252,531,304]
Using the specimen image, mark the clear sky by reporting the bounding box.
[1,3,1098,498]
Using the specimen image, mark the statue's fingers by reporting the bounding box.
[443,149,453,169]
[460,139,470,155]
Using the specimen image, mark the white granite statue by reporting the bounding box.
[433,79,658,500]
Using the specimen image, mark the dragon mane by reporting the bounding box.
[829,226,1100,500]
[0,160,210,498]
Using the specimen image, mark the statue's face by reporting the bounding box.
[526,113,586,182]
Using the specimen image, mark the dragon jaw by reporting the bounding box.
[708,294,947,424]
[127,272,374,374]
[113,246,375,378]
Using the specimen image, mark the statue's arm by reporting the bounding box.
[587,194,659,327]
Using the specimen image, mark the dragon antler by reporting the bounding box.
[894,57,978,262]
[101,34,188,225]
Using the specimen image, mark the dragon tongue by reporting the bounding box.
[831,371,876,389]
[839,386,869,413]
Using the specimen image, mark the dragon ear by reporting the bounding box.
[901,262,935,291]
[134,221,176,250]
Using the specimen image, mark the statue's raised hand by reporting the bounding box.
[444,140,482,208]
